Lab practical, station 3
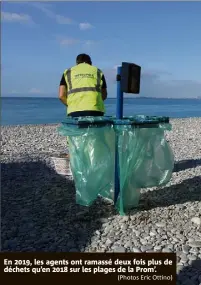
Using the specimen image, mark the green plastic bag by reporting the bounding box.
[114,123,174,215]
[58,116,174,215]
[58,119,115,206]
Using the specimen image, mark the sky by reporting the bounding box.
[2,1,201,98]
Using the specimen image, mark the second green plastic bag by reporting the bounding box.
[115,123,174,215]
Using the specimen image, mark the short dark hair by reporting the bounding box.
[76,54,92,65]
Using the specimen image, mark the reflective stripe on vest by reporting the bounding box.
[66,68,102,95]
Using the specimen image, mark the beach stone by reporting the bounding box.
[150,231,157,236]
[154,246,162,251]
[188,238,195,243]
[189,241,201,248]
[182,245,190,254]
[155,222,166,228]
[141,245,153,252]
[100,218,109,223]
[140,239,148,245]
[105,239,113,247]
[188,255,197,261]
[179,253,188,262]
[122,216,130,222]
[132,230,140,236]
[177,265,184,273]
[162,248,172,253]
[124,241,133,248]
[113,246,126,253]
[191,217,201,225]
[190,248,199,254]
[132,247,141,253]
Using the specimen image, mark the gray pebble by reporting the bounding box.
[141,245,153,252]
[182,245,190,254]
[121,224,128,231]
[100,218,109,223]
[113,246,126,253]
[155,222,166,228]
[162,248,172,253]
[132,247,141,253]
[188,255,197,261]
[150,231,157,236]
[177,265,184,273]
[154,246,162,251]
[191,217,201,225]
[105,239,113,246]
[189,241,201,248]
[140,239,148,245]
[122,216,130,222]
[179,253,188,262]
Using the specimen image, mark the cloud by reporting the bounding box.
[30,3,93,29]
[59,37,81,46]
[55,15,72,25]
[10,90,20,95]
[137,70,201,98]
[83,40,97,47]
[102,67,201,98]
[141,75,201,98]
[79,22,93,30]
[58,36,97,47]
[28,88,45,94]
[9,88,46,96]
[30,2,74,25]
[1,11,33,24]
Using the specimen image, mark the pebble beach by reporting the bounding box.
[1,118,201,284]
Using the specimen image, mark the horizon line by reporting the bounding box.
[1,96,201,100]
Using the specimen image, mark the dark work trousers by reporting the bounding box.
[68,111,104,117]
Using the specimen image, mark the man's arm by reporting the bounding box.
[59,73,68,106]
[101,74,107,101]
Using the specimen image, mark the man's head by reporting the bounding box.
[76,54,92,65]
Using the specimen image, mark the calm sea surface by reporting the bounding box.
[1,97,201,126]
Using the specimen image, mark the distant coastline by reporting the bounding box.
[125,96,201,100]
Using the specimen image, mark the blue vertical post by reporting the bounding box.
[116,66,123,119]
[114,66,123,204]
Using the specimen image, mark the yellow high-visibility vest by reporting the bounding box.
[63,63,105,114]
